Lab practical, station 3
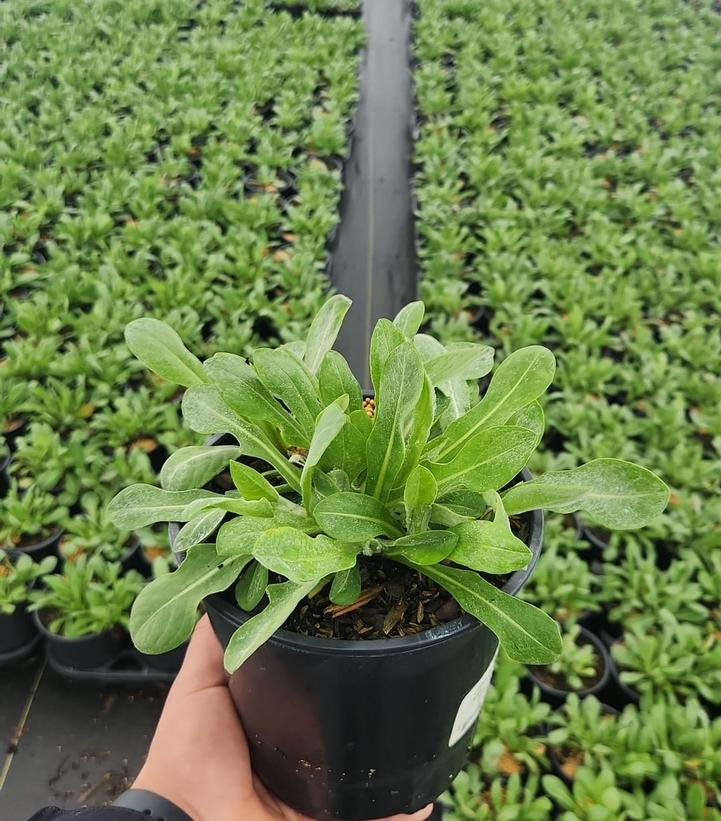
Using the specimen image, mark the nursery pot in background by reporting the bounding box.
[0,603,36,655]
[33,611,125,670]
[139,642,188,674]
[0,451,10,497]
[525,626,611,706]
[6,528,64,562]
[170,435,543,821]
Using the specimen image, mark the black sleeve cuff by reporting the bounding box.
[113,789,194,821]
[28,808,148,820]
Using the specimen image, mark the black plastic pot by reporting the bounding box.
[0,451,10,497]
[3,418,27,449]
[33,611,126,670]
[171,438,543,820]
[139,642,188,674]
[5,528,63,562]
[581,522,611,563]
[0,603,36,654]
[605,646,641,710]
[525,627,611,706]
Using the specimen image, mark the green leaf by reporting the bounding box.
[229,461,280,502]
[403,464,437,533]
[437,490,488,519]
[203,498,274,517]
[301,397,348,510]
[224,580,316,672]
[318,350,362,410]
[393,301,425,338]
[253,528,360,582]
[394,374,435,492]
[174,508,226,553]
[159,445,240,491]
[501,459,670,529]
[366,341,425,500]
[483,490,510,529]
[235,560,269,611]
[216,510,315,556]
[426,426,536,494]
[507,401,545,447]
[254,347,322,438]
[130,544,250,654]
[386,530,458,564]
[182,385,301,491]
[434,346,556,460]
[369,318,406,395]
[329,564,361,605]
[451,520,532,573]
[303,294,352,375]
[424,343,494,387]
[108,484,221,529]
[125,318,207,387]
[410,562,562,664]
[204,353,308,447]
[314,492,403,541]
[413,332,445,361]
[320,408,370,484]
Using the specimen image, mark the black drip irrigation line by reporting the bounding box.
[330,0,418,387]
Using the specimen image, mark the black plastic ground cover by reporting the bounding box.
[331,0,418,386]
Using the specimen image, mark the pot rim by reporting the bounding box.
[4,527,64,556]
[171,434,544,656]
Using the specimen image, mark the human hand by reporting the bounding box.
[133,616,434,821]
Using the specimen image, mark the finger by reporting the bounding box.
[368,805,434,821]
[170,614,227,697]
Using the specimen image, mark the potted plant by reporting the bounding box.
[470,655,552,779]
[0,549,57,656]
[542,765,638,820]
[526,623,610,705]
[0,483,67,559]
[609,615,721,708]
[58,492,141,569]
[441,769,552,820]
[520,541,604,626]
[28,555,144,670]
[546,695,621,786]
[109,296,668,819]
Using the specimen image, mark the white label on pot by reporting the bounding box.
[448,650,498,747]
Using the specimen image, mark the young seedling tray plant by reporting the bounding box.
[109,295,668,820]
[610,614,721,707]
[28,556,145,670]
[527,624,610,705]
[0,483,68,559]
[0,549,57,656]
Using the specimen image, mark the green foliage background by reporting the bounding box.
[414,0,721,816]
[0,0,363,549]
